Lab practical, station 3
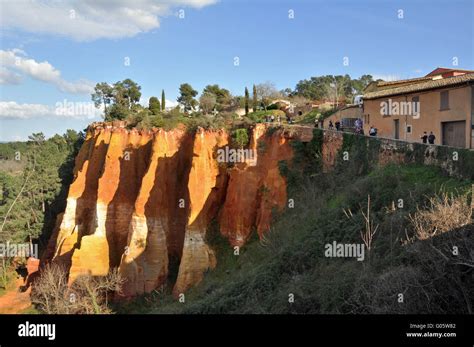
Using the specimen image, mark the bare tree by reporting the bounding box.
[199,93,217,115]
[360,195,379,254]
[344,195,379,257]
[255,82,280,110]
[31,264,124,314]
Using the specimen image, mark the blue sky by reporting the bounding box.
[0,0,473,141]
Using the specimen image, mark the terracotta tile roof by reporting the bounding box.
[377,76,432,87]
[363,73,474,100]
[425,67,474,76]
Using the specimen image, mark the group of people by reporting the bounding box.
[327,120,342,131]
[264,114,294,125]
[265,114,281,124]
[420,131,436,144]
[325,118,373,136]
[315,116,438,145]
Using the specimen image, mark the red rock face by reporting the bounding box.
[322,131,344,172]
[46,123,292,296]
[219,124,293,245]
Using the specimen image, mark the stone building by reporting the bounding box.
[361,68,474,148]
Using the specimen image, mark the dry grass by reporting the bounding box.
[409,192,472,240]
[31,264,124,314]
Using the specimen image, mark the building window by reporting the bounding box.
[406,125,412,134]
[440,90,449,110]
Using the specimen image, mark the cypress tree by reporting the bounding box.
[161,89,166,111]
[244,87,249,115]
[252,84,257,112]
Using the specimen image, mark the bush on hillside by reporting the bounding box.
[31,264,124,314]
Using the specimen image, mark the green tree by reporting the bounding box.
[252,84,257,112]
[177,83,198,113]
[294,74,374,102]
[351,74,374,94]
[148,96,161,115]
[233,128,249,148]
[105,104,129,121]
[91,82,113,115]
[161,89,166,111]
[92,79,142,121]
[114,79,141,108]
[244,87,249,115]
[202,84,232,111]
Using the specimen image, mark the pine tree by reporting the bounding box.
[252,84,257,112]
[161,89,166,111]
[244,87,249,115]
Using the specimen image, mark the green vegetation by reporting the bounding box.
[161,89,166,111]
[177,83,198,112]
[202,84,232,112]
[244,87,249,115]
[119,160,471,314]
[246,110,285,123]
[114,124,472,314]
[252,84,258,112]
[294,74,377,102]
[88,74,388,134]
[91,79,142,121]
[232,128,249,148]
[148,96,161,115]
[0,130,84,292]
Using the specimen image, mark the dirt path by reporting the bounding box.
[0,278,32,314]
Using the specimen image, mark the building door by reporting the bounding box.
[394,119,400,139]
[442,121,466,148]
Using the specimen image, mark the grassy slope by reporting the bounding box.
[117,163,472,314]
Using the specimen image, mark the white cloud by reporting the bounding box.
[0,101,102,120]
[0,49,95,94]
[0,101,52,119]
[164,99,179,109]
[1,0,218,41]
[0,67,23,85]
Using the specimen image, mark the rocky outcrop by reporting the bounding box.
[173,129,229,296]
[322,131,344,172]
[46,123,293,297]
[219,125,293,245]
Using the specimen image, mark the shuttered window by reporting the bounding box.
[440,91,449,110]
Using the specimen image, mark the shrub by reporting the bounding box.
[31,264,124,314]
[246,110,285,123]
[232,128,249,148]
[409,192,472,240]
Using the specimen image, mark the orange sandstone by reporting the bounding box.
[46,123,292,297]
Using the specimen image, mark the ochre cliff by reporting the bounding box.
[45,122,293,297]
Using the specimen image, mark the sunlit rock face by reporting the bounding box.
[219,124,293,246]
[45,123,292,297]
